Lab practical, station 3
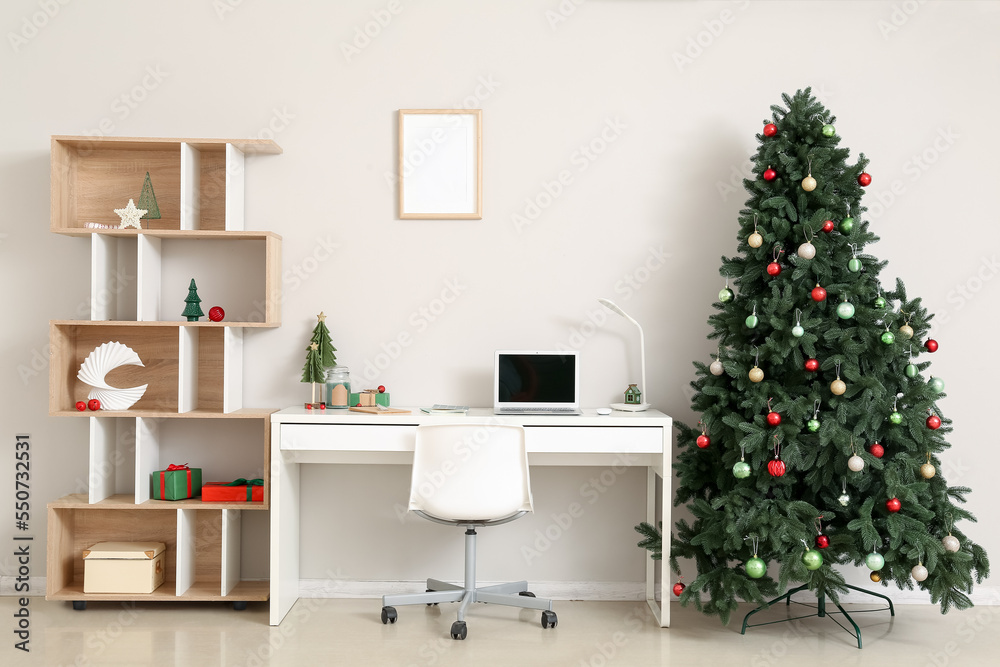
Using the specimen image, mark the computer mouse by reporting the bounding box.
[596,408,612,415]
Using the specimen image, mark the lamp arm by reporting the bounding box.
[637,323,647,404]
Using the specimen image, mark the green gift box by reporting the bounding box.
[151,465,202,500]
[349,391,390,407]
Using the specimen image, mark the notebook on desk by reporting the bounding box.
[494,350,582,415]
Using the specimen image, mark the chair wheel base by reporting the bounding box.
[519,591,536,598]
[451,620,467,640]
[381,606,397,624]
[541,610,558,629]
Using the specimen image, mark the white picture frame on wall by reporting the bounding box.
[398,109,482,219]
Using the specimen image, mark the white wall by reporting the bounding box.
[1,0,998,601]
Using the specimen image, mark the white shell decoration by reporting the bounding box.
[77,341,148,411]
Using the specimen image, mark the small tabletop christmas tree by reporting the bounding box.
[137,171,161,225]
[638,88,989,626]
[182,279,204,321]
[311,311,337,368]
[301,312,337,407]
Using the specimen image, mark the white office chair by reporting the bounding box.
[380,423,557,640]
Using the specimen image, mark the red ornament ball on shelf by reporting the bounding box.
[858,172,872,187]
[767,411,782,426]
[696,434,711,449]
[766,262,782,277]
[925,339,939,353]
[886,498,902,513]
[763,123,777,137]
[927,414,942,430]
[208,306,225,322]
[821,219,835,233]
[811,285,827,302]
[869,442,885,458]
[378,385,386,393]
[815,535,830,549]
[804,358,819,372]
[88,399,101,411]
[673,582,686,597]
[76,401,87,412]
[763,167,777,181]
[768,459,786,477]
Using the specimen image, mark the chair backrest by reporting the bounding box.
[408,423,532,522]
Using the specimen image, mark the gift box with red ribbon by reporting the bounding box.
[151,464,202,501]
[201,478,264,503]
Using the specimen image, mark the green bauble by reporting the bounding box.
[929,376,945,393]
[836,302,855,319]
[889,411,904,425]
[745,557,766,579]
[807,418,820,433]
[822,124,836,137]
[881,331,896,345]
[719,287,734,303]
[792,325,804,338]
[874,296,887,309]
[865,552,885,571]
[905,363,918,378]
[733,461,751,479]
[840,217,855,234]
[745,314,759,328]
[802,549,824,570]
[848,258,862,273]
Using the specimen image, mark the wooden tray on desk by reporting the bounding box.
[348,406,411,415]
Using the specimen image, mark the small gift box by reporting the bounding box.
[201,478,264,503]
[349,391,390,407]
[151,464,202,500]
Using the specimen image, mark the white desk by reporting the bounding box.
[269,407,671,627]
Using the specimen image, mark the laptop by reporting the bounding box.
[494,350,582,415]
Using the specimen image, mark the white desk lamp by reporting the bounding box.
[598,298,650,412]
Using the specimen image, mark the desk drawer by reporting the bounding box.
[524,426,662,454]
[281,424,416,452]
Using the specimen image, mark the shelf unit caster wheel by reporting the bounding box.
[381,606,397,624]
[451,620,467,640]
[426,588,438,606]
[233,601,248,611]
[72,601,87,611]
[541,610,558,629]
[519,591,536,598]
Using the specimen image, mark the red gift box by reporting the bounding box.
[201,479,264,502]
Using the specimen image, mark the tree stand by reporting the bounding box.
[740,584,894,649]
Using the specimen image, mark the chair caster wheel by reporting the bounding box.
[451,620,467,640]
[381,606,397,624]
[233,601,248,611]
[519,591,536,597]
[541,610,558,629]
[72,601,87,611]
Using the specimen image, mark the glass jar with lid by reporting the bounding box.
[325,366,351,409]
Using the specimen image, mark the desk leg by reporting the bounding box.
[270,449,300,626]
[646,464,669,627]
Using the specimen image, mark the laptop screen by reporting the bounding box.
[495,351,578,406]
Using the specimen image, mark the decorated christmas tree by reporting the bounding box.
[182,278,204,321]
[637,88,989,625]
[310,311,337,368]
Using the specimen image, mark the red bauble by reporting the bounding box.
[886,498,902,513]
[673,582,686,597]
[768,458,786,477]
[763,167,777,181]
[927,414,942,430]
[208,306,225,322]
[925,339,939,353]
[76,401,87,412]
[858,172,872,187]
[88,399,101,411]
[696,434,711,449]
[804,358,819,372]
[811,285,827,302]
[305,404,313,410]
[821,219,835,233]
[766,262,781,277]
[767,411,782,426]
[763,123,778,137]
[869,443,885,458]
[815,535,830,549]
[378,385,386,393]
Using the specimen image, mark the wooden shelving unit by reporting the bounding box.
[46,135,281,609]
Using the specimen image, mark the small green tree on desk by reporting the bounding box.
[637,88,988,631]
[301,342,326,408]
[311,312,337,368]
[182,279,204,321]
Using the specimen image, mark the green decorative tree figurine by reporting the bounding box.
[182,279,204,321]
[638,89,989,629]
[310,312,337,368]
[137,171,160,225]
[301,342,326,406]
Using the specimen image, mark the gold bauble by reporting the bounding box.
[749,366,764,383]
[748,232,763,248]
[802,174,817,192]
[899,324,914,339]
[870,571,882,583]
[830,378,847,395]
[920,462,936,479]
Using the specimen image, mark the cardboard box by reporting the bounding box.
[151,466,202,500]
[83,541,166,594]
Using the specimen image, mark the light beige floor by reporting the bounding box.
[2,595,997,666]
